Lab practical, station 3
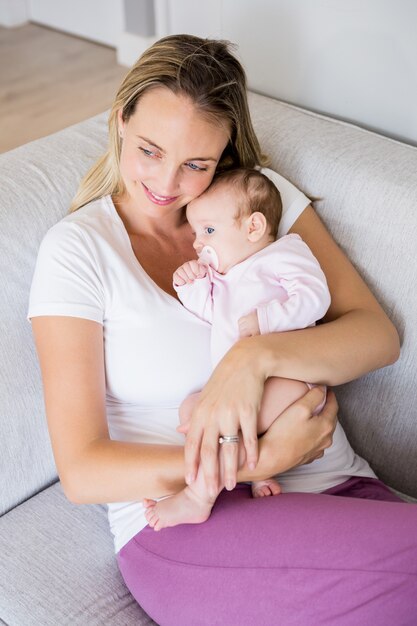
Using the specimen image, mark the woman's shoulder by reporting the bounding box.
[61,195,115,229]
[260,167,311,236]
[29,197,111,323]
[44,195,118,246]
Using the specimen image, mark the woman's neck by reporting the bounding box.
[113,195,188,239]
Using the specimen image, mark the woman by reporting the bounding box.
[28,35,417,625]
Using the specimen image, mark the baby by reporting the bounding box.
[144,168,331,530]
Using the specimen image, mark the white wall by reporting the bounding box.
[157,0,417,146]
[0,0,28,26]
[2,0,415,145]
[28,0,125,47]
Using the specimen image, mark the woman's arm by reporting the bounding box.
[32,316,331,504]
[279,204,400,383]
[229,206,400,386]
[184,205,400,494]
[32,316,186,504]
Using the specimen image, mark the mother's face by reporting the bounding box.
[117,86,230,217]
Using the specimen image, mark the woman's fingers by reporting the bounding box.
[319,388,338,422]
[183,340,265,493]
[298,384,327,414]
[255,385,336,476]
[219,439,240,491]
[240,416,259,471]
[293,386,337,465]
[184,419,203,485]
[184,410,250,496]
[200,422,222,498]
[218,424,241,492]
[315,388,338,444]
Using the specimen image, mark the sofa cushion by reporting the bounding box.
[249,92,417,498]
[0,482,155,625]
[1,91,417,521]
[0,115,108,515]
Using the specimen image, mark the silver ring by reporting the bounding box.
[219,435,239,445]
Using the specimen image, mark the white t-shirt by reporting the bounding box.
[28,170,375,554]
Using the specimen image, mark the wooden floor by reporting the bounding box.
[0,23,128,153]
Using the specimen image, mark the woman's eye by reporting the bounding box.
[139,147,156,157]
[204,227,215,235]
[186,162,207,172]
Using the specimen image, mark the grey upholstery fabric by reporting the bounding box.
[249,92,417,497]
[0,116,108,515]
[0,482,155,625]
[2,98,416,517]
[1,92,417,625]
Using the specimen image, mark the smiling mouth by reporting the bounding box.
[141,183,179,205]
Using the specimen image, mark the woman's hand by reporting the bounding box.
[247,388,338,482]
[184,339,265,497]
[184,336,336,498]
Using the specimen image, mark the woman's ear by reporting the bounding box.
[117,109,125,139]
[246,212,268,242]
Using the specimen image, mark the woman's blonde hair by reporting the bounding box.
[70,34,269,212]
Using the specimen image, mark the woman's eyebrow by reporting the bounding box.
[136,135,164,151]
[136,135,217,162]
[190,156,218,162]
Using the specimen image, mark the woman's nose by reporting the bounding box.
[157,163,180,196]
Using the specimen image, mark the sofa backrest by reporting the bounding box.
[1,94,416,516]
[249,92,417,497]
[0,116,108,515]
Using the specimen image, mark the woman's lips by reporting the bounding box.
[141,183,179,206]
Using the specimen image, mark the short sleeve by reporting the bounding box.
[260,167,311,237]
[28,220,105,323]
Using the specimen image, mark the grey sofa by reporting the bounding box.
[1,91,416,625]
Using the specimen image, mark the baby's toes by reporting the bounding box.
[147,512,159,529]
[153,520,162,532]
[270,482,282,496]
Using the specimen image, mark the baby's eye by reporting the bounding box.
[204,227,215,235]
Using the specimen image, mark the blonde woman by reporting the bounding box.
[28,35,417,625]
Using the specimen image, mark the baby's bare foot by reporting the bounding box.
[143,487,214,531]
[251,478,282,498]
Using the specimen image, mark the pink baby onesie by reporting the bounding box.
[174,234,331,367]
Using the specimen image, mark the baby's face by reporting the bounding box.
[186,185,251,274]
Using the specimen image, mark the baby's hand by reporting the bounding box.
[173,261,208,286]
[238,312,260,337]
[176,421,190,435]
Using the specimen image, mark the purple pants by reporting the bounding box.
[117,478,417,625]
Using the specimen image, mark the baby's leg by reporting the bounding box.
[252,378,311,498]
[144,434,247,531]
[257,377,313,434]
[144,466,216,531]
[177,391,201,435]
[173,381,318,504]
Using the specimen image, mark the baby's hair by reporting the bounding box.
[209,168,282,239]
